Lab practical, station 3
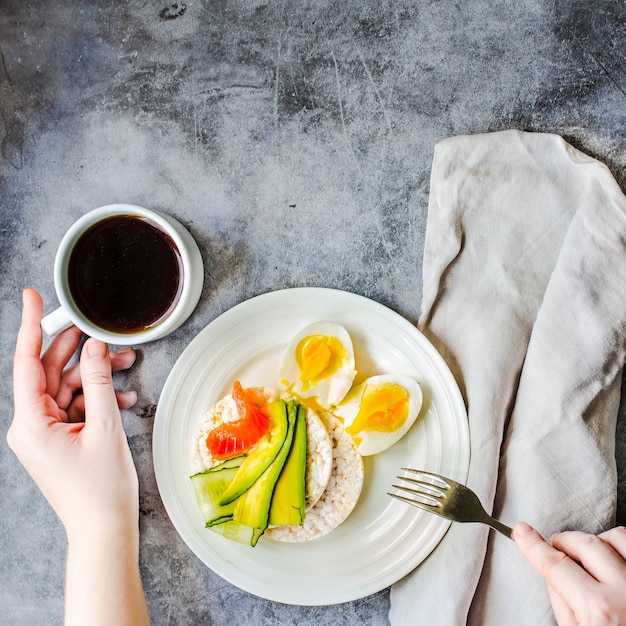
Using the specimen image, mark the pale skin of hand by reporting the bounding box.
[514,522,626,626]
[8,289,151,626]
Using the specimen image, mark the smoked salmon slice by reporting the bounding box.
[206,381,271,460]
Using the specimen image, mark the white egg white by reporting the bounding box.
[278,321,357,409]
[334,374,423,456]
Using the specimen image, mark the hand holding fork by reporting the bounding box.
[390,468,626,625]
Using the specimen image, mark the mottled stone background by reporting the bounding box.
[1,1,624,624]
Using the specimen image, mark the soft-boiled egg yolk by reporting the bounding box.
[335,374,423,456]
[278,321,357,409]
[296,335,346,389]
[345,382,409,436]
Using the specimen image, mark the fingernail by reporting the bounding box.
[123,390,138,406]
[85,339,108,358]
[515,522,534,537]
[117,346,135,354]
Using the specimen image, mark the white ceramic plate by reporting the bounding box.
[153,287,469,605]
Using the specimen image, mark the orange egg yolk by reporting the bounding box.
[296,334,346,389]
[345,382,409,435]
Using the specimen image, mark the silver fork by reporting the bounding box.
[389,468,513,539]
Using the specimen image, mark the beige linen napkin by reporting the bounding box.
[389,130,626,625]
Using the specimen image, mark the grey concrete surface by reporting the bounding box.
[1,1,625,624]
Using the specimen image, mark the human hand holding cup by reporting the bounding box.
[41,204,204,345]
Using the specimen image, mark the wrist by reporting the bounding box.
[65,514,140,553]
[64,515,149,626]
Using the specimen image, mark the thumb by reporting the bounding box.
[80,339,121,428]
[513,521,545,555]
[513,522,564,578]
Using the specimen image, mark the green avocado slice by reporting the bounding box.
[268,403,307,526]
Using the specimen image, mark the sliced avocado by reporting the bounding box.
[218,400,289,505]
[268,403,307,526]
[232,400,297,532]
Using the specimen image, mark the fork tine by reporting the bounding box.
[387,492,443,514]
[391,483,443,508]
[396,475,448,499]
[400,468,451,489]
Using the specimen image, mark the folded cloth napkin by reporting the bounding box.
[389,129,626,626]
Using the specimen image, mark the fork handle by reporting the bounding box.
[484,515,513,539]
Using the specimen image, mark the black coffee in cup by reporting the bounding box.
[67,215,183,333]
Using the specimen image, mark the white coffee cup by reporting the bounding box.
[41,204,204,345]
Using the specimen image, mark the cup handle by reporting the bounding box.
[41,307,73,337]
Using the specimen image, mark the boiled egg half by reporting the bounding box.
[278,321,357,409]
[334,374,423,456]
